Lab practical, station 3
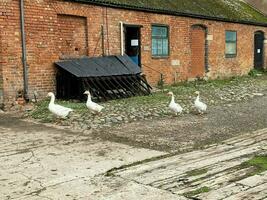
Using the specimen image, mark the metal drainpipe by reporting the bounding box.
[120,22,124,56]
[19,0,29,101]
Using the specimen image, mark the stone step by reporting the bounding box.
[113,129,267,199]
[153,156,251,189]
[198,172,267,200]
[176,167,254,195]
[224,183,267,200]
[115,129,267,180]
[116,140,266,185]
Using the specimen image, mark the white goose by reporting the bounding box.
[47,92,73,118]
[167,91,183,115]
[194,91,207,114]
[84,90,104,113]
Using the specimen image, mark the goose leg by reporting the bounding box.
[55,117,61,125]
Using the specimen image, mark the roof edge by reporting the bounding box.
[65,0,267,27]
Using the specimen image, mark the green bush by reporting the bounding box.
[157,74,165,88]
[248,69,262,77]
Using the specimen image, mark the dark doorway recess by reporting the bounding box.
[55,55,151,102]
[254,31,265,70]
[124,25,141,66]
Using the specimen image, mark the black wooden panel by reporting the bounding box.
[55,55,142,77]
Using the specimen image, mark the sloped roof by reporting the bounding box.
[55,55,141,77]
[67,0,267,26]
[245,0,267,16]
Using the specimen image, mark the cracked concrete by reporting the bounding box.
[1,113,267,199]
[0,114,186,200]
[113,129,267,199]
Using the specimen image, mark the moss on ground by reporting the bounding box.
[241,155,267,175]
[229,155,267,183]
[186,168,208,177]
[183,186,211,198]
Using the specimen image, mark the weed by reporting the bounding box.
[229,155,267,183]
[248,69,262,77]
[240,155,267,175]
[183,186,211,197]
[157,74,165,88]
[186,168,208,177]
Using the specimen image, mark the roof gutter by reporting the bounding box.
[19,0,29,101]
[67,0,267,27]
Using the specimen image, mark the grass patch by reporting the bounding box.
[183,186,211,198]
[29,73,267,122]
[240,155,267,175]
[248,69,263,77]
[106,92,167,106]
[229,155,267,183]
[186,168,208,177]
[30,100,50,121]
[30,99,86,122]
[169,75,254,90]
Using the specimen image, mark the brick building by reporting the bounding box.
[0,0,267,108]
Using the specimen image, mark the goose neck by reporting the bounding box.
[49,94,55,105]
[196,94,200,102]
[171,94,175,103]
[87,94,92,102]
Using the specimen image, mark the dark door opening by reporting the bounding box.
[254,31,264,70]
[124,25,141,66]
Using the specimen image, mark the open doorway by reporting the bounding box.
[124,25,141,66]
[254,31,265,70]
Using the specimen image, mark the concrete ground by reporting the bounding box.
[1,113,267,199]
[113,129,267,199]
[0,114,185,200]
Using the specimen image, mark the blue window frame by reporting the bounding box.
[152,25,169,57]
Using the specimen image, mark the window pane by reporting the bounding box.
[152,27,162,37]
[162,39,168,55]
[152,39,158,55]
[152,26,169,56]
[161,27,167,37]
[226,31,236,42]
[157,39,163,55]
[226,43,236,55]
[152,26,167,37]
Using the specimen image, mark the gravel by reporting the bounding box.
[50,76,266,131]
[25,74,267,151]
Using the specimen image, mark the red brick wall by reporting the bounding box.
[0,0,24,107]
[0,26,3,107]
[57,14,88,58]
[1,0,267,107]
